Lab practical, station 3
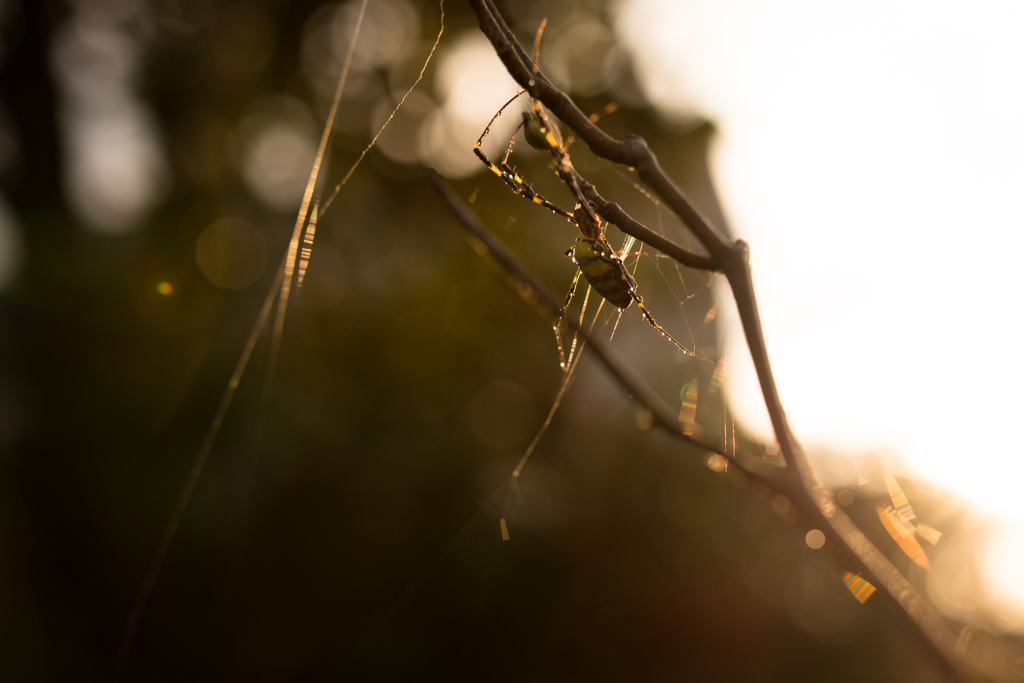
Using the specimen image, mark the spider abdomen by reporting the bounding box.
[572,236,634,310]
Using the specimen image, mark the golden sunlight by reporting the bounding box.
[617,0,1024,627]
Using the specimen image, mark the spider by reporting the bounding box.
[473,91,694,365]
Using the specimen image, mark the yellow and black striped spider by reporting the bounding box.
[473,92,694,364]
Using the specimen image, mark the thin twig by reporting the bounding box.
[465,0,963,676]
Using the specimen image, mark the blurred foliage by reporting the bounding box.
[0,0,956,680]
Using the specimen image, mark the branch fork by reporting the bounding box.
[435,0,967,676]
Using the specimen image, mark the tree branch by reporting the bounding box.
[465,0,964,676]
[576,177,719,272]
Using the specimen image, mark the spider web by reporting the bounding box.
[112,5,751,676]
[459,94,742,520]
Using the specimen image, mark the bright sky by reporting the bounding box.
[615,0,1024,628]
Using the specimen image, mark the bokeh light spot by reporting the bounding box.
[336,0,419,73]
[707,454,729,473]
[240,120,317,211]
[372,89,435,166]
[542,18,623,96]
[805,529,826,549]
[51,3,168,234]
[156,282,173,295]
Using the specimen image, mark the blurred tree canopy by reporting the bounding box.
[0,0,953,680]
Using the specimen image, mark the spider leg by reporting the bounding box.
[554,267,582,369]
[501,120,525,165]
[472,90,527,183]
[510,176,575,220]
[473,94,575,222]
[472,146,575,221]
[630,292,694,356]
[474,89,526,151]
[529,99,601,226]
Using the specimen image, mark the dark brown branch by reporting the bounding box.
[470,0,810,476]
[575,177,719,272]
[467,0,964,676]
